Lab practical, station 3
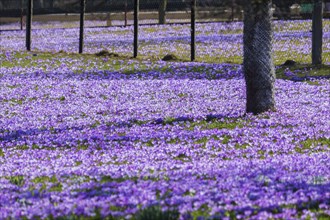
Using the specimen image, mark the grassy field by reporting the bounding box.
[0,20,329,220]
[1,50,329,79]
[1,19,329,64]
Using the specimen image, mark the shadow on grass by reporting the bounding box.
[0,113,243,148]
[276,63,330,81]
[13,177,330,220]
[2,112,329,219]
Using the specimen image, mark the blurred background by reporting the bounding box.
[1,0,329,64]
[1,0,329,25]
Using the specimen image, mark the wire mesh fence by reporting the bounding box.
[0,0,329,64]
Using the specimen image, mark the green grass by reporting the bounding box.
[173,153,192,162]
[133,205,180,220]
[199,54,243,64]
[100,175,139,183]
[7,175,25,186]
[32,175,58,184]
[274,51,312,65]
[295,138,330,153]
[1,51,329,81]
[187,117,246,131]
[31,175,63,192]
[276,63,330,80]
[0,51,132,72]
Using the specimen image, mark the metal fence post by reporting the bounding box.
[191,0,196,61]
[159,0,167,24]
[26,0,32,51]
[134,0,139,58]
[312,0,323,65]
[79,0,86,54]
[20,0,24,30]
[125,0,128,27]
[231,0,235,21]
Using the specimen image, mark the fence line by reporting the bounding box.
[5,1,325,65]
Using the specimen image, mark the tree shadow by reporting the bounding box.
[0,113,240,146]
[2,113,329,219]
[2,61,243,81]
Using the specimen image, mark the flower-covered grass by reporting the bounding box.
[1,19,329,64]
[0,20,330,219]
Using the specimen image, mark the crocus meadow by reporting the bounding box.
[0,20,329,219]
[0,19,329,64]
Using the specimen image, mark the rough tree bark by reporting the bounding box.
[159,0,167,24]
[243,0,275,114]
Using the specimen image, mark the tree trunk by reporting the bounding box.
[243,0,275,114]
[159,0,167,24]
